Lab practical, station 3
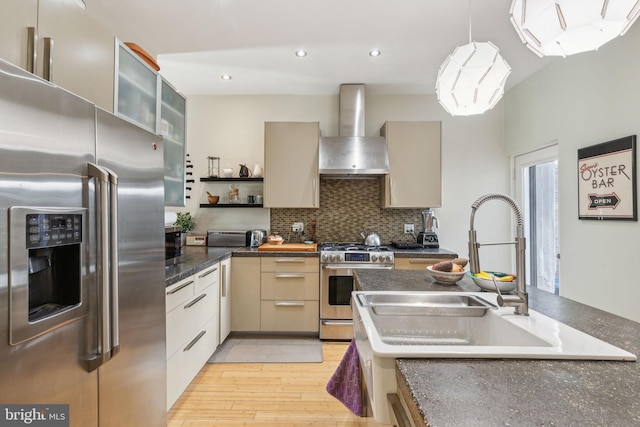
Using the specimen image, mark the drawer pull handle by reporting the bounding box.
[166,280,194,295]
[221,264,227,298]
[274,273,305,278]
[184,293,207,309]
[274,301,305,307]
[198,267,218,278]
[183,331,206,352]
[321,319,353,326]
[408,259,435,264]
[274,258,305,263]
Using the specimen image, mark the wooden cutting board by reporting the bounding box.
[257,243,317,252]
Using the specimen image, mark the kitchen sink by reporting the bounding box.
[353,291,636,360]
[352,291,637,424]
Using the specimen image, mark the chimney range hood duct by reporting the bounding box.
[319,84,390,176]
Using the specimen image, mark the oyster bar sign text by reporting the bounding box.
[578,135,637,221]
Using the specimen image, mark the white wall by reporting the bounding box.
[169,92,513,272]
[504,23,640,322]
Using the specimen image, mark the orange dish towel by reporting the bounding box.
[326,340,363,416]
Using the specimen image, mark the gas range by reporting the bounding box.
[319,242,394,265]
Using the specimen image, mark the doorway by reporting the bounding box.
[514,145,559,294]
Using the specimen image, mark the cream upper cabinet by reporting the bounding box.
[381,121,442,208]
[1,0,116,111]
[264,122,319,208]
[37,0,115,112]
[0,0,37,71]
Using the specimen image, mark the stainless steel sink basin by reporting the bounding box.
[356,292,497,317]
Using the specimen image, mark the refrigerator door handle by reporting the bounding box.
[104,166,120,356]
[87,163,118,371]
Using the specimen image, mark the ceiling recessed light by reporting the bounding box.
[221,75,232,80]
[369,49,381,57]
[295,50,307,57]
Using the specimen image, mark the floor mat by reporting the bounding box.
[207,336,323,363]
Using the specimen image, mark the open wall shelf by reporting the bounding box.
[200,177,263,182]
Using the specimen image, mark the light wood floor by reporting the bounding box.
[167,341,392,427]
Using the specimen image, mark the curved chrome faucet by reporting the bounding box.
[468,193,528,316]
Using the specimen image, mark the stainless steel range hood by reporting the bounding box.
[319,84,389,176]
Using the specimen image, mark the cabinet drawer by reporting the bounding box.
[167,317,218,410]
[395,258,447,270]
[194,263,220,294]
[261,257,318,273]
[260,272,319,300]
[165,277,195,313]
[166,289,217,358]
[260,300,319,332]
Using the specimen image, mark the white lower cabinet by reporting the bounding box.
[219,257,232,344]
[166,263,221,409]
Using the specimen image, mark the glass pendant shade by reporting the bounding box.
[435,41,511,116]
[510,0,640,57]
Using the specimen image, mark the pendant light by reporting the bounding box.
[510,0,640,57]
[435,0,511,116]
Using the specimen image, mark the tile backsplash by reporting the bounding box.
[270,178,425,243]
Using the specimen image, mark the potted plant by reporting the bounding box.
[174,212,196,246]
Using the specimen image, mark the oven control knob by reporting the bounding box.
[371,255,378,262]
[336,254,343,262]
[385,255,393,263]
[321,254,329,262]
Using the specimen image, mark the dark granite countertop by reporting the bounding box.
[231,245,455,258]
[390,247,458,258]
[353,270,640,427]
[165,246,233,287]
[231,246,319,257]
[165,246,319,286]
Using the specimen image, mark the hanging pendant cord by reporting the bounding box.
[468,0,473,44]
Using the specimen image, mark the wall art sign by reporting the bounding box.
[577,135,636,221]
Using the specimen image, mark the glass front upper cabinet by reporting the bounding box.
[114,39,187,206]
[114,39,159,134]
[161,80,186,206]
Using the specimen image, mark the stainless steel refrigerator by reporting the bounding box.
[0,58,167,426]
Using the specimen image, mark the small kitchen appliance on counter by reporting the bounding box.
[249,229,268,247]
[207,230,250,247]
[418,208,439,248]
[165,226,182,265]
[319,242,394,340]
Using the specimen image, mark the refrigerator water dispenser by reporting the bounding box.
[8,207,88,345]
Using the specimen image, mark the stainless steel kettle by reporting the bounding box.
[360,227,381,246]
